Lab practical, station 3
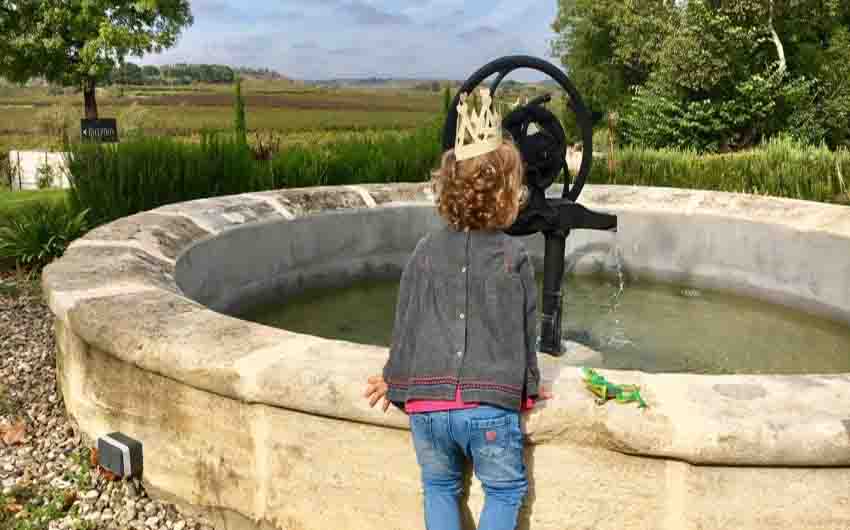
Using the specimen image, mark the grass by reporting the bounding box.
[0,82,443,152]
[0,189,68,218]
[590,136,850,204]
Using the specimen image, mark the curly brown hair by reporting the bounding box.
[430,139,526,231]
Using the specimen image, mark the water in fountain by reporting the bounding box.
[238,258,850,374]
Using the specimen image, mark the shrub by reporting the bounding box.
[270,118,443,188]
[116,102,155,138]
[36,159,55,189]
[250,131,281,161]
[234,76,248,146]
[36,103,80,146]
[0,152,23,190]
[0,201,89,273]
[0,151,9,189]
[590,135,850,204]
[66,134,269,225]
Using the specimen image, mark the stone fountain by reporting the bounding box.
[42,57,850,530]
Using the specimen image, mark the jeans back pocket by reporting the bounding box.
[468,412,525,483]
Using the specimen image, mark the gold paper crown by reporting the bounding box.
[455,88,503,161]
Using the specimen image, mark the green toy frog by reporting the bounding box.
[582,367,648,409]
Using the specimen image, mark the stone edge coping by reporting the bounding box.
[41,183,850,466]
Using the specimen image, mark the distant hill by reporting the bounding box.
[233,67,288,82]
[304,77,460,90]
[108,63,290,86]
[302,77,552,91]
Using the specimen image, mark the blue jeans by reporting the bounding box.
[409,406,528,530]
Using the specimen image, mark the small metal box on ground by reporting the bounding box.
[96,432,143,478]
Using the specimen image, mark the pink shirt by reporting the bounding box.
[406,387,534,414]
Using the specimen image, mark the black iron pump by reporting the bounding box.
[442,55,618,356]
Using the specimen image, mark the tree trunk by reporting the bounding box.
[83,78,98,120]
[768,0,787,74]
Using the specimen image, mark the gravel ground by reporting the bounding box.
[0,271,215,530]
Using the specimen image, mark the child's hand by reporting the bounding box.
[538,385,555,401]
[364,375,391,413]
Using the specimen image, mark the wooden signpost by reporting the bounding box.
[81,119,119,143]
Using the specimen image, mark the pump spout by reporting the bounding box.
[556,200,617,232]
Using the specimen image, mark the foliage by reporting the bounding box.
[590,135,850,204]
[270,117,443,188]
[1,150,10,189]
[109,62,237,85]
[35,104,79,145]
[234,77,248,146]
[35,160,54,189]
[116,102,156,138]
[553,0,850,151]
[0,0,193,117]
[250,131,282,161]
[66,134,262,225]
[0,200,89,272]
[0,446,99,530]
[65,118,445,225]
[233,66,284,80]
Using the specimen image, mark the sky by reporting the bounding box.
[140,0,561,81]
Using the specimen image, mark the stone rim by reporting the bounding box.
[42,183,850,466]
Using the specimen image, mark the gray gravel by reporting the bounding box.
[0,274,216,530]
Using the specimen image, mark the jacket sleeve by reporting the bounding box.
[516,247,541,398]
[383,235,427,382]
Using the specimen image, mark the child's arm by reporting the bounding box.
[518,247,555,407]
[366,235,427,413]
[517,247,541,399]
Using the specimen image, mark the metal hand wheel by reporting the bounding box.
[441,55,594,202]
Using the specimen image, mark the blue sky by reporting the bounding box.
[141,0,561,80]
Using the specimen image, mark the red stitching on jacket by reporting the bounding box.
[387,376,522,393]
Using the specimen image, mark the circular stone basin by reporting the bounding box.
[238,273,850,375]
[43,183,850,530]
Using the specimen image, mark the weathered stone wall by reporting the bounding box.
[43,183,850,529]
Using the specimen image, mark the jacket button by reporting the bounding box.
[460,313,465,320]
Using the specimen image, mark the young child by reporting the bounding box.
[364,89,552,530]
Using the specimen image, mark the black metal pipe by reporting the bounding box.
[539,232,567,354]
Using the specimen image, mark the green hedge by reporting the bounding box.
[67,120,444,225]
[270,120,442,188]
[589,136,850,204]
[66,134,265,226]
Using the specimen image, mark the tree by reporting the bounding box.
[233,76,247,145]
[0,0,193,119]
[116,63,145,85]
[551,0,676,116]
[141,65,161,81]
[553,0,850,150]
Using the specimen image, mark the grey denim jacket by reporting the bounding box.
[383,223,544,412]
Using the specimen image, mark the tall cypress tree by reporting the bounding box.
[233,76,247,145]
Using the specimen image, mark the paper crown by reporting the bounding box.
[455,88,503,161]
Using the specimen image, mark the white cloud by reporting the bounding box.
[140,0,559,80]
